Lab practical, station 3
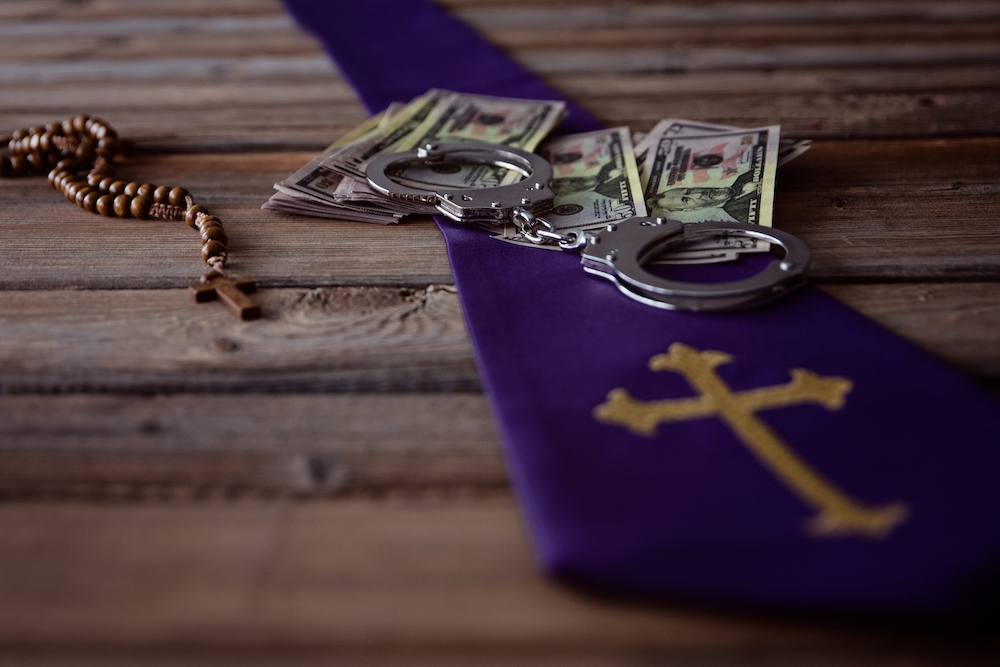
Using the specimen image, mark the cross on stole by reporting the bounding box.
[189,272,261,320]
[594,343,908,538]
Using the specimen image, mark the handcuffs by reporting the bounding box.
[366,140,809,312]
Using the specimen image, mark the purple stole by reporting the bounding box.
[284,0,1000,623]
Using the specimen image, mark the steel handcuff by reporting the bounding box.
[366,140,809,312]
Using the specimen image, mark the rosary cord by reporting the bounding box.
[1,115,230,273]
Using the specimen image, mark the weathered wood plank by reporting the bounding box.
[3,646,998,667]
[7,0,1000,25]
[6,89,1000,148]
[1,102,366,153]
[0,286,476,393]
[822,283,1000,380]
[515,43,1000,74]
[489,23,1000,50]
[5,19,1000,62]
[6,66,1000,120]
[552,66,1000,97]
[582,91,1000,139]
[0,499,969,654]
[447,1,1000,26]
[0,394,503,500]
[0,283,996,397]
[0,0,283,22]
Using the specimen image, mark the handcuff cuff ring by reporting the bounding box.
[366,140,810,312]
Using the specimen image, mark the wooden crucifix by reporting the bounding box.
[189,271,261,320]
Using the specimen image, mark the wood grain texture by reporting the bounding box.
[0,393,503,500]
[0,286,476,393]
[6,15,1000,62]
[552,66,1000,96]
[4,0,1000,151]
[4,84,1000,148]
[0,499,990,658]
[2,647,998,667]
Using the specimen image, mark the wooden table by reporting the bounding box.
[2,1,999,664]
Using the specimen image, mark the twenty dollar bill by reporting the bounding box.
[642,125,780,227]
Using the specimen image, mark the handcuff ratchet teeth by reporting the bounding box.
[366,140,810,312]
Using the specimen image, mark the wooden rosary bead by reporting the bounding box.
[10,155,28,176]
[10,155,27,176]
[11,129,27,141]
[56,158,80,171]
[201,240,227,262]
[75,187,96,207]
[60,119,75,136]
[82,190,100,213]
[113,194,133,217]
[185,204,208,228]
[136,183,155,198]
[123,181,140,196]
[28,134,41,152]
[130,195,152,219]
[75,138,95,161]
[72,115,90,134]
[92,123,115,141]
[153,185,171,204]
[96,194,115,217]
[98,176,116,192]
[44,122,61,135]
[200,225,228,245]
[168,187,189,206]
[108,180,127,195]
[28,125,45,137]
[26,152,49,171]
[97,137,120,154]
[87,172,103,187]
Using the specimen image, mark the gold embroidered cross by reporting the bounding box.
[594,343,908,538]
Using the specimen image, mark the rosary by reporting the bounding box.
[1,115,260,320]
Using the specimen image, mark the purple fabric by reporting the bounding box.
[285,0,1000,621]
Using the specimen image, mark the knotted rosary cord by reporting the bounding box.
[1,115,230,276]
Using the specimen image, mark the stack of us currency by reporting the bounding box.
[265,89,810,264]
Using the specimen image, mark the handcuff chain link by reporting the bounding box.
[513,208,590,251]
